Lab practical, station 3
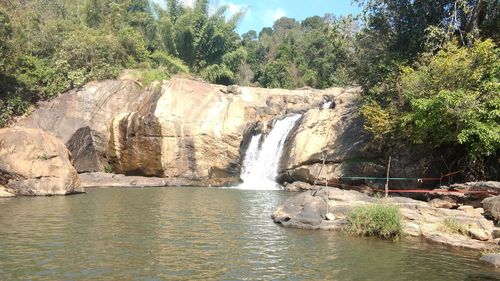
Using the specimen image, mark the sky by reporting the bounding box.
[154,0,363,34]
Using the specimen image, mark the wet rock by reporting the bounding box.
[482,196,500,221]
[0,127,83,196]
[272,189,329,229]
[480,254,500,268]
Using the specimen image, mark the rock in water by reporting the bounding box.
[482,196,500,221]
[0,127,83,196]
[272,189,329,229]
[480,254,500,268]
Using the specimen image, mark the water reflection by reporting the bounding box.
[0,188,498,280]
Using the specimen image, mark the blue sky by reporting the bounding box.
[154,0,362,34]
[213,0,362,33]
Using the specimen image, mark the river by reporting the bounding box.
[0,187,498,280]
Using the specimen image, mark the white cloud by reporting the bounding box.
[219,1,251,19]
[262,8,286,26]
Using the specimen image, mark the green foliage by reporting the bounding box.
[150,51,189,73]
[361,101,392,140]
[400,40,500,159]
[344,202,404,241]
[137,68,171,86]
[438,218,469,236]
[201,64,233,85]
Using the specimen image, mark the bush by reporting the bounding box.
[344,202,404,241]
[400,40,500,159]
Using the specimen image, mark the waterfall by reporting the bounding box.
[237,114,302,190]
[322,101,333,109]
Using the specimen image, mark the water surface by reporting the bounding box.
[0,187,498,280]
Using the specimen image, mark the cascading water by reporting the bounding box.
[322,100,333,109]
[238,114,302,190]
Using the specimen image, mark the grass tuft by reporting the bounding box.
[344,201,404,241]
[438,218,469,236]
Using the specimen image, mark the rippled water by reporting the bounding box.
[0,187,498,280]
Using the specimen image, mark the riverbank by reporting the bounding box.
[272,186,500,266]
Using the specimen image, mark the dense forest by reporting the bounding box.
[0,0,498,177]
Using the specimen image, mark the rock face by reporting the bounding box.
[107,78,336,185]
[17,79,153,173]
[66,126,106,172]
[278,88,384,186]
[18,77,348,185]
[482,196,500,221]
[272,189,330,229]
[0,128,83,196]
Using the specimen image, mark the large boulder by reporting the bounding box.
[107,78,338,185]
[482,196,500,221]
[0,128,83,196]
[272,189,330,229]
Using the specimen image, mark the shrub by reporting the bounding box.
[344,202,404,241]
[400,40,500,159]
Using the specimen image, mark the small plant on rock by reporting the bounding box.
[438,218,470,236]
[344,201,404,241]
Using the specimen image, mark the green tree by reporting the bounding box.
[400,40,499,159]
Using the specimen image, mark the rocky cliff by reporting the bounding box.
[18,77,355,186]
[15,77,467,188]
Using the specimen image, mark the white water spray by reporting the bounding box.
[237,114,302,190]
[322,101,333,109]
